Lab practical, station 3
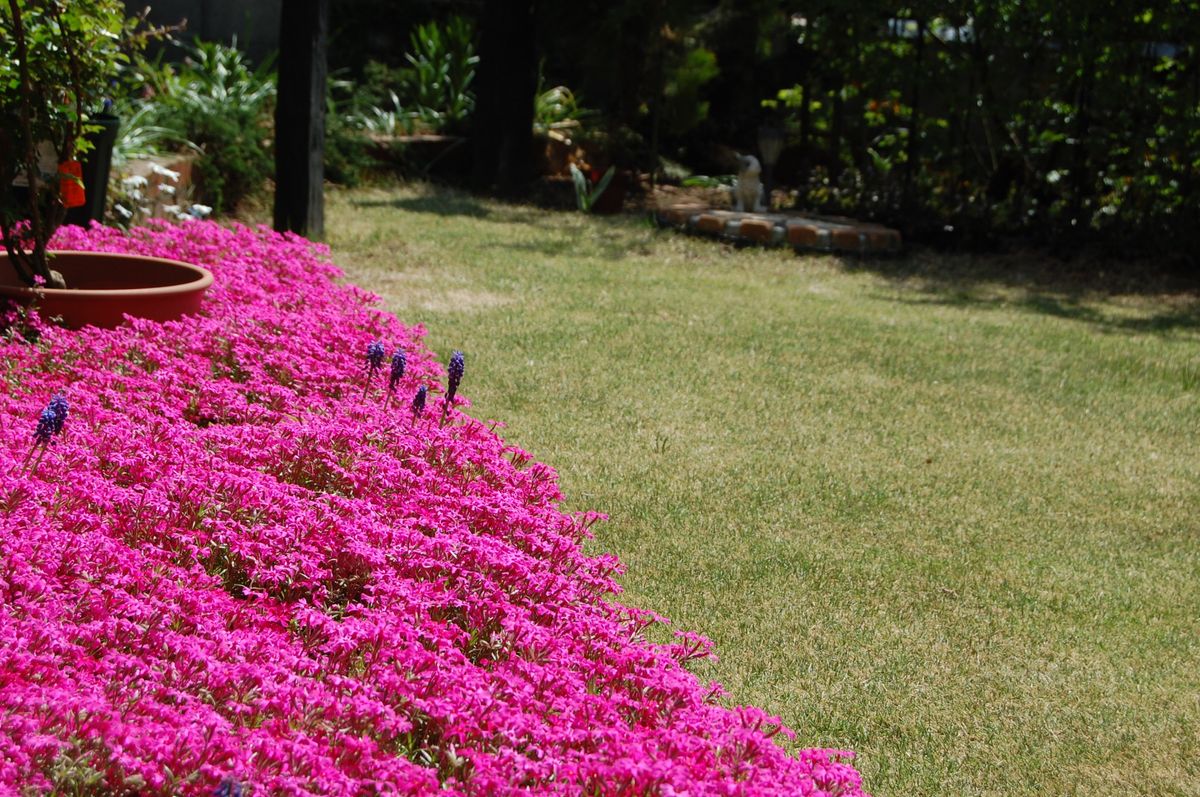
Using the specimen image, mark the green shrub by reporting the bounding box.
[349,17,478,136]
[323,78,375,186]
[185,111,272,214]
[401,16,477,132]
[137,40,276,214]
[0,0,131,285]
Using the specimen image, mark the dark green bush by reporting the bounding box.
[756,2,1200,257]
[185,111,273,213]
[346,16,478,136]
[136,40,276,214]
[324,78,376,186]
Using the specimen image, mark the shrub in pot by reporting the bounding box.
[0,0,130,288]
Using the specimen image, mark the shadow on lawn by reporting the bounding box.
[351,190,551,226]
[353,188,654,261]
[891,291,1200,336]
[843,246,1198,296]
[495,218,656,262]
[844,247,1200,336]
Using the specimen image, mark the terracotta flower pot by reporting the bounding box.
[590,169,628,215]
[0,251,214,329]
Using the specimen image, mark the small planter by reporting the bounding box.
[0,251,214,329]
[590,169,629,215]
[64,113,120,227]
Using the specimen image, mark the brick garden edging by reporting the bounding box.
[655,203,902,255]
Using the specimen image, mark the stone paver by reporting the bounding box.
[653,203,902,255]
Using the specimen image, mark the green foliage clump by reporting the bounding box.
[661,46,718,138]
[400,16,478,132]
[345,16,478,137]
[533,84,594,135]
[323,77,375,186]
[758,1,1200,257]
[0,1,127,169]
[135,40,276,214]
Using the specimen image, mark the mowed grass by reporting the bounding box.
[323,183,1200,797]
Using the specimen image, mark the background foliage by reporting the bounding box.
[757,0,1200,257]
[530,0,1200,258]
[324,0,1198,258]
[117,0,1200,259]
[130,40,276,215]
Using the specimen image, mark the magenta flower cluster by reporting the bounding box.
[0,221,868,796]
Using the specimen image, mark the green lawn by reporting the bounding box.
[323,183,1200,797]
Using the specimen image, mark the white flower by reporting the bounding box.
[121,175,149,189]
[114,203,133,219]
[188,204,213,219]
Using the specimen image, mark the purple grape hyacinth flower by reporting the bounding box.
[446,351,464,404]
[366,341,385,372]
[364,340,386,395]
[388,350,407,393]
[25,396,67,472]
[442,350,464,424]
[412,385,427,420]
[214,778,245,797]
[33,406,56,446]
[48,394,68,434]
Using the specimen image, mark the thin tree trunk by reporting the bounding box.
[903,18,925,210]
[1067,13,1096,232]
[471,0,538,195]
[647,1,667,189]
[5,0,51,285]
[274,0,329,239]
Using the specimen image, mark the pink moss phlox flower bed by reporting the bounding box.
[0,221,868,796]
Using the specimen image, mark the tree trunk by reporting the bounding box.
[274,0,329,238]
[1067,14,1096,233]
[471,0,538,195]
[903,19,925,210]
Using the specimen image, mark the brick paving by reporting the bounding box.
[654,202,902,255]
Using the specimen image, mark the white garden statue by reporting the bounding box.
[731,154,766,212]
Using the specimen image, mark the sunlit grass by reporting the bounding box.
[324,182,1200,797]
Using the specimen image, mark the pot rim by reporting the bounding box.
[0,250,214,298]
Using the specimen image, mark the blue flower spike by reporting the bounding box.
[412,385,427,422]
[48,394,68,434]
[33,407,57,446]
[25,395,69,473]
[214,778,245,797]
[385,349,407,408]
[364,340,385,396]
[442,350,464,425]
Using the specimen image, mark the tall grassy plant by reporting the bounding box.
[402,16,478,132]
[533,84,595,134]
[569,163,615,213]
